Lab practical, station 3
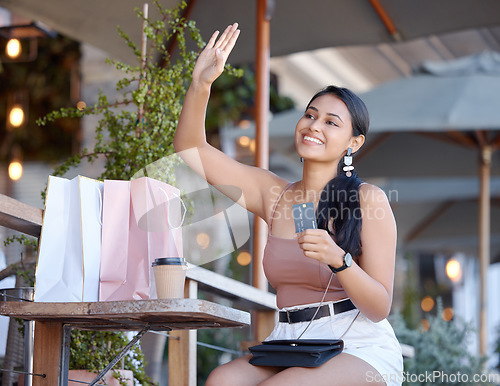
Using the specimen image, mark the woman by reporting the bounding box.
[173,23,403,386]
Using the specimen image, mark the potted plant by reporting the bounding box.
[390,299,490,386]
[68,330,146,385]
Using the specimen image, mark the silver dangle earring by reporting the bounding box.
[300,157,303,163]
[343,147,354,177]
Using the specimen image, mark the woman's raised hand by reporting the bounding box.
[192,23,240,86]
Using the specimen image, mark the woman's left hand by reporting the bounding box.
[296,229,345,267]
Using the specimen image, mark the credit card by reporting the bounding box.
[292,202,317,233]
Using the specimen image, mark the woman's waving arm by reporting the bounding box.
[173,23,284,221]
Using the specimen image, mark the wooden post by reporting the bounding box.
[32,321,63,385]
[168,279,198,386]
[478,145,491,356]
[252,0,274,343]
[252,0,271,292]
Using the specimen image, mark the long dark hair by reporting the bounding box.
[310,86,370,258]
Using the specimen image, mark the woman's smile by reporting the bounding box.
[302,135,324,145]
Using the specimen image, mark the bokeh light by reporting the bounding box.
[446,258,462,283]
[238,136,251,147]
[421,319,430,331]
[9,106,25,128]
[421,296,435,312]
[236,251,251,266]
[6,39,21,59]
[196,232,210,249]
[442,307,454,322]
[8,161,23,181]
[76,101,87,111]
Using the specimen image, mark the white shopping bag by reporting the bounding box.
[34,175,103,302]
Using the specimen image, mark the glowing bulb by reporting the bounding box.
[238,136,251,147]
[421,296,435,312]
[76,101,87,111]
[196,232,210,249]
[442,307,454,322]
[238,119,251,129]
[9,106,25,128]
[236,251,252,266]
[8,161,23,181]
[6,39,21,59]
[446,258,462,283]
[249,139,256,153]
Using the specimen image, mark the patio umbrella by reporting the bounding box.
[358,51,500,355]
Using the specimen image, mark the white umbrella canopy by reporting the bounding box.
[2,0,500,65]
[360,51,500,132]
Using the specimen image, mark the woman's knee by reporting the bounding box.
[205,355,273,386]
[205,361,240,386]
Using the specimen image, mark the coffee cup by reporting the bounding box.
[152,257,188,299]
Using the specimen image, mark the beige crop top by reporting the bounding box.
[263,183,348,309]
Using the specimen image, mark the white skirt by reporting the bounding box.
[265,299,403,386]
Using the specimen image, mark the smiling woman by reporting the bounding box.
[173,23,403,386]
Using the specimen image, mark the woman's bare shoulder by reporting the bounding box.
[358,182,389,206]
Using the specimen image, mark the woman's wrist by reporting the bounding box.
[328,248,347,269]
[190,78,212,92]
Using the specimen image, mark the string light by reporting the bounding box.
[442,307,454,322]
[8,105,25,128]
[8,161,23,181]
[6,38,21,59]
[421,296,435,312]
[76,101,87,111]
[238,119,251,129]
[446,258,462,283]
[236,251,251,266]
[196,232,210,249]
[238,136,251,147]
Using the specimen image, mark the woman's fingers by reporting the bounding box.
[214,23,240,54]
[205,30,220,49]
[214,23,235,49]
[222,27,240,55]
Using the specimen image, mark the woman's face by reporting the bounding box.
[295,93,360,164]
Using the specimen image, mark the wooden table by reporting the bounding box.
[0,298,250,385]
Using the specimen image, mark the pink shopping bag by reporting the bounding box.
[99,177,183,301]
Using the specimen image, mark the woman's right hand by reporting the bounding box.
[192,23,240,86]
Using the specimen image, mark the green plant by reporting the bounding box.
[2,235,37,286]
[36,0,241,182]
[69,330,151,385]
[390,298,491,386]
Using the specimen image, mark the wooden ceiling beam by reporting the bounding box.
[417,131,477,149]
[356,132,392,162]
[405,200,455,243]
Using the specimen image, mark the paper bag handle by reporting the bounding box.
[159,187,186,230]
[96,186,103,226]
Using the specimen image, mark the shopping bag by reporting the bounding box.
[99,177,183,301]
[135,151,251,266]
[34,175,103,302]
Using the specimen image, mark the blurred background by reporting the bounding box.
[0,1,500,384]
